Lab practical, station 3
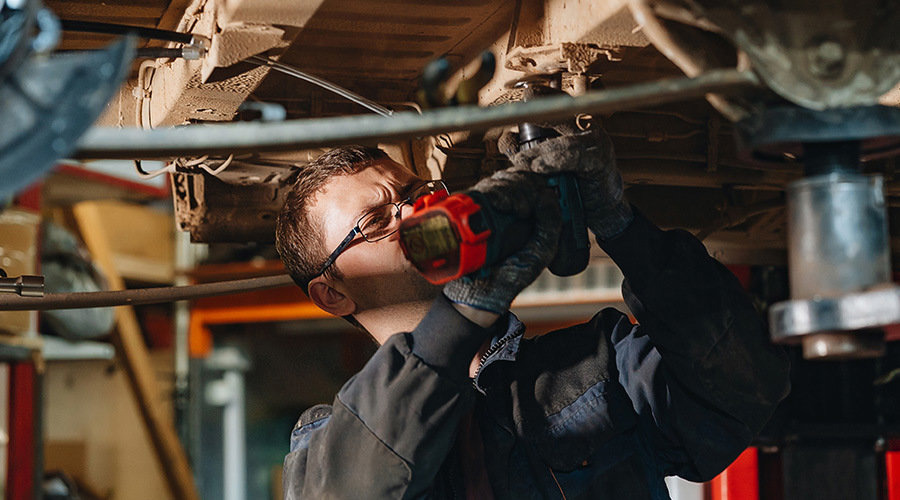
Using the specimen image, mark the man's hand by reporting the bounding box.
[499,122,633,240]
[443,170,561,315]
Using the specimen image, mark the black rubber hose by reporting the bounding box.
[136,47,184,59]
[0,274,296,311]
[60,19,193,44]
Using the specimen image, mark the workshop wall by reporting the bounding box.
[43,352,175,499]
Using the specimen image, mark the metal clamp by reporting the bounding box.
[769,286,900,358]
[0,274,45,297]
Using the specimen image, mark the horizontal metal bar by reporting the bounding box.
[75,68,760,159]
[0,274,295,311]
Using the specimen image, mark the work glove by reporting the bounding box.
[499,121,633,240]
[443,170,561,314]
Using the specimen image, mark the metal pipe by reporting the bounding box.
[0,274,294,311]
[173,230,193,456]
[75,68,761,159]
[221,370,246,500]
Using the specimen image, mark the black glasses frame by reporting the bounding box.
[311,179,448,279]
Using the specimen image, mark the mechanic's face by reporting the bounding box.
[308,159,442,328]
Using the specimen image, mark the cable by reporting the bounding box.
[246,55,394,117]
[0,274,296,311]
[135,47,204,60]
[60,19,193,44]
[200,154,234,175]
[133,159,173,179]
[75,69,762,159]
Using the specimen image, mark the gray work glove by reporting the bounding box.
[443,170,561,314]
[499,122,633,240]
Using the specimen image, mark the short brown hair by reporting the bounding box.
[275,145,388,294]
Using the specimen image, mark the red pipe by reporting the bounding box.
[711,447,759,500]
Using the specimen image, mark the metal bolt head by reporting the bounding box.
[810,39,846,78]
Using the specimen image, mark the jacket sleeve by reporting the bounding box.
[282,295,492,499]
[598,211,791,481]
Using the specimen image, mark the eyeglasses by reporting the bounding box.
[312,179,448,279]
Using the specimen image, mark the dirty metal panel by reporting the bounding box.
[45,0,170,50]
[172,170,287,243]
[252,0,515,116]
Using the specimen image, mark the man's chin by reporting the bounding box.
[345,265,443,310]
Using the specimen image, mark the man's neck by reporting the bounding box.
[359,300,501,379]
[356,299,435,344]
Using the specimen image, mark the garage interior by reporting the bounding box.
[1,0,900,498]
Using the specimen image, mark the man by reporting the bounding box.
[275,127,790,499]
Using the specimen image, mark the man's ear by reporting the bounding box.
[308,278,356,317]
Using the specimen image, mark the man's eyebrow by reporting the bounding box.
[357,179,418,219]
[398,179,420,198]
[361,185,391,213]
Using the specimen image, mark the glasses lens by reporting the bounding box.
[407,180,446,201]
[359,181,447,242]
[359,203,400,241]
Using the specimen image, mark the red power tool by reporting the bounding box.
[397,188,533,284]
[397,171,588,285]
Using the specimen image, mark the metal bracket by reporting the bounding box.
[506,43,621,75]
[0,275,44,297]
[769,286,900,357]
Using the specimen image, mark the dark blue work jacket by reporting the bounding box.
[283,213,791,499]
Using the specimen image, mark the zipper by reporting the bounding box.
[471,334,513,391]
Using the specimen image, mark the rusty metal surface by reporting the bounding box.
[643,0,900,110]
[172,171,287,242]
[45,0,170,50]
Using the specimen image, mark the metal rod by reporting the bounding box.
[0,274,295,311]
[247,55,394,117]
[75,68,761,159]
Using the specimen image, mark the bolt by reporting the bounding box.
[810,39,845,78]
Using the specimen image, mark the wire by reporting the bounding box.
[133,159,173,179]
[199,154,234,175]
[136,47,184,59]
[246,55,394,117]
[136,60,156,128]
[180,155,209,167]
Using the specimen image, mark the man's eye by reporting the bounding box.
[361,208,394,234]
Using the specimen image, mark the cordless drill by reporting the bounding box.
[398,81,590,285]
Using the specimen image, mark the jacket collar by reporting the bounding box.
[472,313,525,393]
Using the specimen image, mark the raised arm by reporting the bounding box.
[601,211,790,480]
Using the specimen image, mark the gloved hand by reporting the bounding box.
[443,169,561,314]
[499,121,633,240]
